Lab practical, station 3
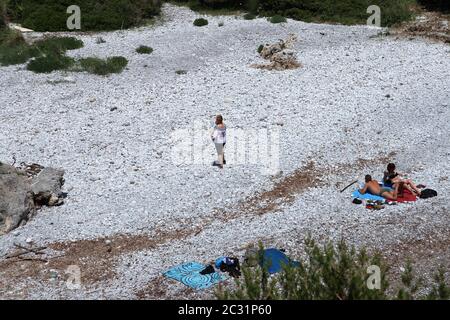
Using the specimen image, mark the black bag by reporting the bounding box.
[200,265,215,275]
[419,189,437,199]
[219,257,241,278]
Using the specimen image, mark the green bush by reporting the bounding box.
[193,17,208,26]
[418,0,450,12]
[26,53,74,73]
[257,44,264,53]
[79,56,128,75]
[35,36,84,54]
[216,237,450,300]
[258,0,416,27]
[172,0,244,10]
[244,12,256,20]
[136,45,153,54]
[0,33,83,66]
[7,0,162,32]
[269,14,287,23]
[174,0,416,27]
[0,42,38,65]
[0,27,25,46]
[1,0,8,29]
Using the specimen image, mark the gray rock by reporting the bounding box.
[0,162,36,234]
[0,162,65,234]
[31,167,65,206]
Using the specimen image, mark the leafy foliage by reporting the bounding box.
[244,12,256,20]
[216,237,450,300]
[418,0,450,12]
[257,44,264,53]
[193,17,208,26]
[26,53,74,73]
[174,0,417,27]
[136,45,153,54]
[78,56,128,75]
[6,0,162,32]
[269,14,287,23]
[0,33,82,66]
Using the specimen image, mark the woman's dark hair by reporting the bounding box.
[216,115,223,125]
[387,163,396,173]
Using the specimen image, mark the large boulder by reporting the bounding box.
[0,161,65,234]
[0,163,36,234]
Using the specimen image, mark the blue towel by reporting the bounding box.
[260,249,300,274]
[352,184,393,202]
[351,190,385,201]
[163,262,227,290]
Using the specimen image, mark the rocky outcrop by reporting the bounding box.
[252,34,302,71]
[0,161,65,234]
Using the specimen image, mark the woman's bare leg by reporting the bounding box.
[404,179,421,195]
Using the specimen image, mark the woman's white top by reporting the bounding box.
[212,125,227,144]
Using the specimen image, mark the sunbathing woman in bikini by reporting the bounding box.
[383,163,421,196]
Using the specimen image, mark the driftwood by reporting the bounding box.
[340,180,358,193]
[17,257,48,263]
[5,244,47,259]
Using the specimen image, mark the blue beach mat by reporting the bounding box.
[352,184,393,202]
[260,249,300,274]
[163,262,227,290]
[351,190,385,202]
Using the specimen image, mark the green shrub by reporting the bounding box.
[106,56,128,73]
[244,12,256,20]
[418,0,450,12]
[0,33,83,66]
[0,29,29,65]
[35,36,84,54]
[79,56,128,75]
[0,0,8,29]
[257,44,264,53]
[136,45,153,54]
[193,18,208,26]
[0,27,25,46]
[258,0,416,27]
[26,53,74,73]
[269,15,287,23]
[0,42,38,65]
[7,0,162,32]
[216,237,450,300]
[175,69,187,75]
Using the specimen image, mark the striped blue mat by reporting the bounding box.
[163,262,227,290]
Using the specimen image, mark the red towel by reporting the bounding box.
[396,189,417,202]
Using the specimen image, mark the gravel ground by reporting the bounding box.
[0,4,449,299]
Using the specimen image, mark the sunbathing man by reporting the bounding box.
[383,163,421,196]
[359,175,399,201]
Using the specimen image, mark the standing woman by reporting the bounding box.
[211,115,226,169]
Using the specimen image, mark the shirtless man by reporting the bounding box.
[359,175,399,201]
